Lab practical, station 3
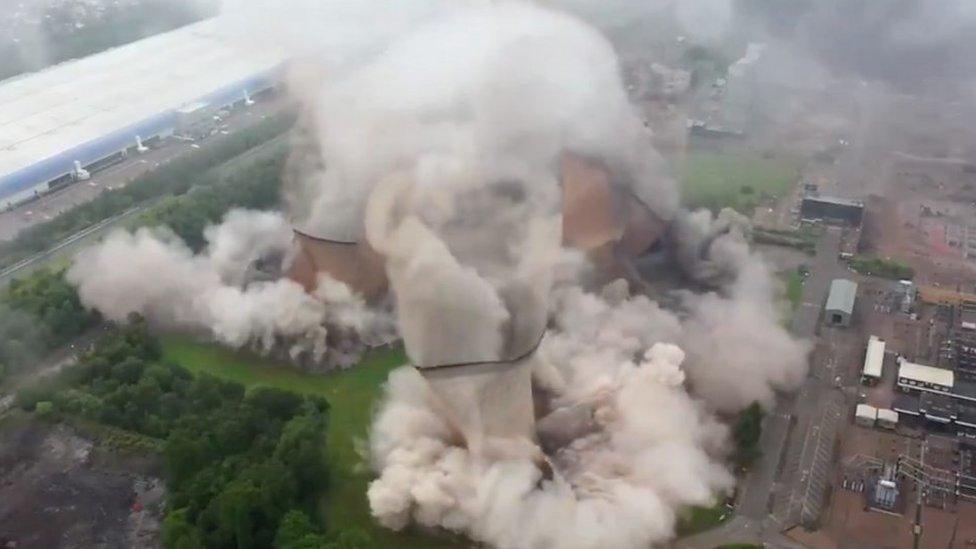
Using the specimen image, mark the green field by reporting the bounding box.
[681,152,798,214]
[159,335,462,548]
[676,502,731,537]
[785,271,805,312]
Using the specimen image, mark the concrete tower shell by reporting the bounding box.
[283,153,667,451]
[286,229,388,300]
[560,152,668,280]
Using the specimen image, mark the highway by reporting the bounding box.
[0,97,287,242]
[0,132,290,289]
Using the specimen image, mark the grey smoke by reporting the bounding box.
[737,0,976,90]
[63,0,813,546]
[226,1,808,546]
[67,209,395,365]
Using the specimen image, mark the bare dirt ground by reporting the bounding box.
[0,414,164,548]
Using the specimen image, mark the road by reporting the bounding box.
[0,96,287,242]
[678,227,851,548]
[0,132,289,290]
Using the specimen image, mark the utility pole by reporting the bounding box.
[912,441,924,549]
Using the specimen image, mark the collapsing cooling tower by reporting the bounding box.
[364,173,559,454]
[287,229,388,301]
[561,152,667,281]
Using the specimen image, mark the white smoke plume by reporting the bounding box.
[229,0,807,544]
[368,317,737,548]
[367,217,808,546]
[225,0,678,240]
[67,209,395,366]
[62,0,810,546]
[671,209,810,412]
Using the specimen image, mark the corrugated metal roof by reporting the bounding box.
[862,335,885,378]
[826,278,857,315]
[0,18,285,189]
[898,358,954,388]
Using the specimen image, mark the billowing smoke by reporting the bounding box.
[367,207,807,546]
[219,0,805,545]
[672,208,810,412]
[368,342,735,548]
[736,0,976,91]
[67,209,395,366]
[62,0,812,546]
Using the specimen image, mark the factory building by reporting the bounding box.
[947,304,976,380]
[897,358,954,395]
[0,19,285,210]
[917,285,976,308]
[800,195,865,227]
[825,278,857,327]
[861,335,885,385]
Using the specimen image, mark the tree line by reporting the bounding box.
[0,267,99,383]
[20,318,366,548]
[0,134,287,384]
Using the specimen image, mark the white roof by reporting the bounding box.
[877,409,899,422]
[863,336,885,378]
[0,18,285,181]
[826,279,857,315]
[855,404,878,418]
[898,359,954,388]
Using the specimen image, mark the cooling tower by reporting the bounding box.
[560,152,667,280]
[287,229,388,300]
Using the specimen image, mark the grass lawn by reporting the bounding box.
[773,270,806,326]
[785,270,805,312]
[159,334,462,548]
[676,502,732,537]
[681,152,798,214]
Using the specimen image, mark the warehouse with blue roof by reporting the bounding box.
[0,18,286,210]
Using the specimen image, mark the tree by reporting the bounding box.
[165,429,214,488]
[213,479,262,549]
[35,400,55,419]
[274,510,325,549]
[324,529,372,549]
[732,402,764,470]
[274,412,329,491]
[162,508,205,549]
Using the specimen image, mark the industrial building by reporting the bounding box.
[800,195,865,226]
[855,404,877,427]
[897,358,955,395]
[945,303,976,380]
[876,409,898,429]
[0,19,285,210]
[825,278,857,327]
[861,335,885,384]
